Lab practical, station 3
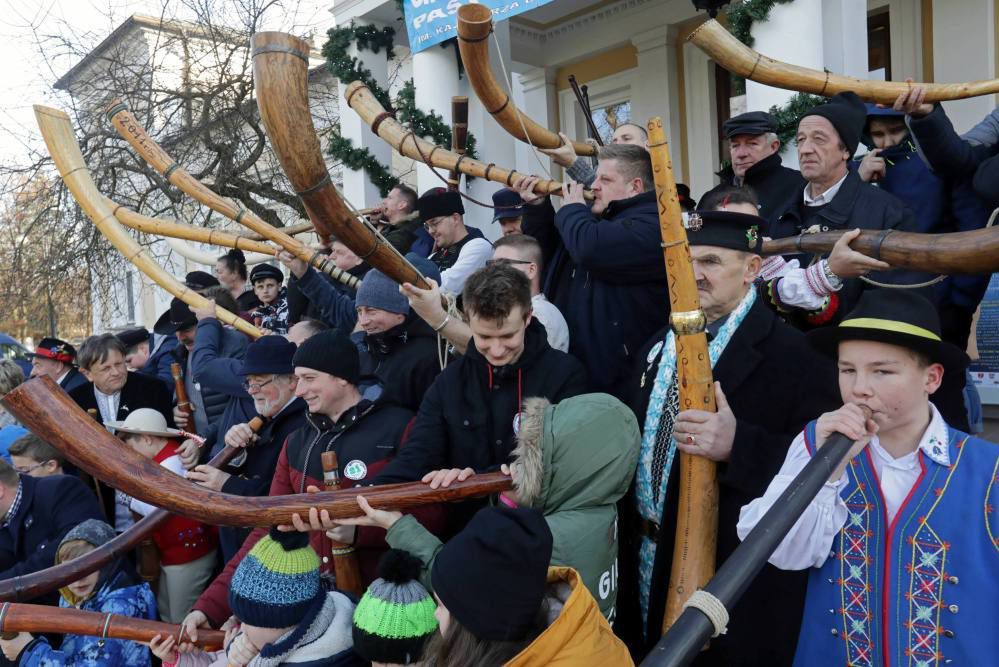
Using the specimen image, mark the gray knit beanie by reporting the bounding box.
[60,519,115,550]
[355,269,409,315]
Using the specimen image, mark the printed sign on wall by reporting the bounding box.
[403,0,555,54]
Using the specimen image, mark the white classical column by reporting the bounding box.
[631,25,684,179]
[745,0,825,113]
[336,19,392,209]
[411,43,461,195]
[513,66,557,178]
[682,41,719,196]
[821,0,868,78]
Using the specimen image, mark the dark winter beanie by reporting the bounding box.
[417,188,464,222]
[292,329,360,385]
[352,549,438,664]
[355,269,409,316]
[431,506,553,641]
[802,91,867,156]
[228,527,322,629]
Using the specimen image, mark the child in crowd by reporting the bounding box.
[248,264,289,334]
[8,433,65,477]
[0,519,157,666]
[109,409,218,624]
[341,504,633,666]
[738,290,999,666]
[149,528,357,666]
[352,549,438,666]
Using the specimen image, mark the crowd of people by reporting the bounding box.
[0,86,996,667]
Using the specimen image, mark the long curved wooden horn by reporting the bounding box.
[0,442,242,603]
[689,18,999,104]
[345,82,578,198]
[163,237,271,267]
[0,603,224,649]
[761,227,999,275]
[251,32,432,290]
[243,219,315,240]
[34,106,263,339]
[3,377,512,527]
[457,4,596,156]
[105,101,358,290]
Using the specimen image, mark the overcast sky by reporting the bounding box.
[0,0,335,165]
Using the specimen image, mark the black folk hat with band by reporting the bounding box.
[807,289,969,373]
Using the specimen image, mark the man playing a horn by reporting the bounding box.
[703,110,805,221]
[623,188,839,662]
[541,124,649,187]
[419,188,493,297]
[28,337,87,394]
[516,144,668,396]
[373,183,426,255]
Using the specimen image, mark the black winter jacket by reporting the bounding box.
[621,298,840,664]
[355,316,442,413]
[373,319,589,484]
[709,152,805,222]
[522,191,669,395]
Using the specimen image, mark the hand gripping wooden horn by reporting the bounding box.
[2,377,511,527]
[689,18,999,104]
[456,4,596,156]
[105,101,359,290]
[33,105,263,339]
[251,32,432,290]
[0,602,225,649]
[344,81,577,198]
[0,420,259,603]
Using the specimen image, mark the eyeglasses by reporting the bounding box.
[14,461,50,474]
[423,218,447,232]
[242,377,276,393]
[486,258,534,267]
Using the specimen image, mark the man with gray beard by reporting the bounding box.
[186,336,307,560]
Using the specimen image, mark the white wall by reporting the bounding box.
[933,0,997,133]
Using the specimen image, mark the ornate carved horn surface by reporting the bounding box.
[2,377,512,528]
[457,4,596,155]
[689,18,999,104]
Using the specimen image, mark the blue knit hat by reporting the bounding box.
[405,253,441,285]
[239,336,298,376]
[356,269,409,315]
[228,527,323,628]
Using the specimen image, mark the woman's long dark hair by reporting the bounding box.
[217,248,248,281]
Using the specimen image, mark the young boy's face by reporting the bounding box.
[253,278,282,305]
[868,117,908,150]
[836,339,944,436]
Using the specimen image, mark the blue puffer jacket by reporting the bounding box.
[522,191,669,395]
[18,571,156,667]
[190,318,254,453]
[851,139,947,234]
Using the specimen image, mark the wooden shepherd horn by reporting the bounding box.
[33,106,263,339]
[456,4,596,156]
[251,32,433,290]
[646,118,719,633]
[105,101,359,290]
[2,377,512,527]
[689,18,999,104]
[345,82,584,199]
[0,435,249,603]
[0,602,225,649]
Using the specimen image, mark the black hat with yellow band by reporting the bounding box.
[807,289,969,372]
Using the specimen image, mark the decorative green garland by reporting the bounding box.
[726,0,796,47]
[323,22,478,197]
[767,92,825,146]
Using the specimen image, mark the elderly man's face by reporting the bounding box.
[591,159,642,215]
[246,373,297,417]
[796,116,850,183]
[729,134,780,178]
[692,246,761,324]
[611,124,647,146]
[330,241,362,271]
[30,357,67,381]
[83,350,128,395]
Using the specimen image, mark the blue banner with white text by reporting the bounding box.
[403,0,555,54]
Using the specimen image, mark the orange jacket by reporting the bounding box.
[507,567,634,667]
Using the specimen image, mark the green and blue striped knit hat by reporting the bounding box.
[352,549,438,664]
[228,528,322,629]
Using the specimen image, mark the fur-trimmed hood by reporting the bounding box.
[510,393,640,513]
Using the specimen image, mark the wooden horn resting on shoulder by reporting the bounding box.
[2,377,511,528]
[456,4,596,156]
[344,81,585,199]
[688,18,999,104]
[251,31,431,291]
